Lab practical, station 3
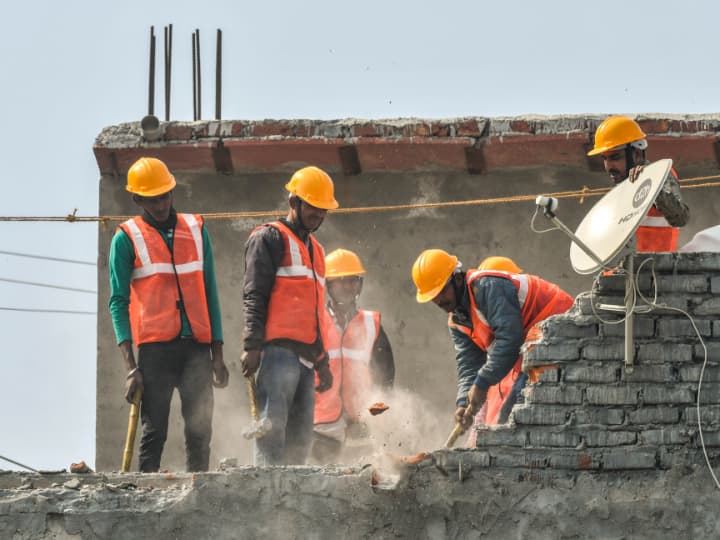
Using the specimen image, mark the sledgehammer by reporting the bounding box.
[444,422,467,448]
[242,377,272,439]
[121,387,142,472]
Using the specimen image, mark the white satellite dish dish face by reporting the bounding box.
[570,158,673,274]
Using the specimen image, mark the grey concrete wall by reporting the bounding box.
[95,161,720,471]
[2,465,720,539]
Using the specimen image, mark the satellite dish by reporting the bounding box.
[570,159,673,274]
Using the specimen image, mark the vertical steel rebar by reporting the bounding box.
[191,32,197,121]
[164,24,172,121]
[195,29,201,120]
[148,26,156,116]
[215,29,222,120]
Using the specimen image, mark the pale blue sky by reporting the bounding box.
[1,0,717,471]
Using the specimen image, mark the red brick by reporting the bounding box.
[510,120,533,134]
[164,125,194,141]
[456,120,483,137]
[430,123,451,137]
[353,123,384,137]
[355,137,472,171]
[231,121,246,137]
[294,123,313,137]
[482,134,589,169]
[224,139,343,172]
[403,123,431,137]
[251,122,294,137]
[648,135,719,166]
[638,119,670,134]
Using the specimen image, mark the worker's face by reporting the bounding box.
[432,279,457,312]
[327,275,362,305]
[133,191,173,222]
[601,149,628,184]
[291,197,328,231]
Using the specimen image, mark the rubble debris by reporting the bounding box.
[70,461,93,474]
[368,402,390,416]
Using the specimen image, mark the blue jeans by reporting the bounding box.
[254,345,316,465]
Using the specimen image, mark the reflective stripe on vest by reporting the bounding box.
[315,309,380,424]
[636,207,679,252]
[119,213,211,345]
[262,221,326,345]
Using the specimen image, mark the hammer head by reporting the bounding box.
[242,417,273,440]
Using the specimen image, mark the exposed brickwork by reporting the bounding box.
[92,114,720,174]
[469,253,720,472]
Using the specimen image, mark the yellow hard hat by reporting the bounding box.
[412,249,458,303]
[587,116,646,156]
[126,157,176,197]
[285,166,339,210]
[478,256,523,274]
[325,249,366,279]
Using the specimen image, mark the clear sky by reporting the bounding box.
[1,0,718,471]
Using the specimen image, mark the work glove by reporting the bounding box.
[315,356,333,393]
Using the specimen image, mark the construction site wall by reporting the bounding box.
[3,252,720,538]
[92,114,720,472]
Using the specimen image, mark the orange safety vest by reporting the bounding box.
[314,309,380,425]
[449,270,573,424]
[260,221,326,346]
[636,168,680,252]
[119,213,211,345]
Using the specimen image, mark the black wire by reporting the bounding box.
[0,277,96,294]
[0,250,94,266]
[0,307,95,315]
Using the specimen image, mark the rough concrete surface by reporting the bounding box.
[2,457,720,539]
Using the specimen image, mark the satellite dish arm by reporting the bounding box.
[535,196,607,269]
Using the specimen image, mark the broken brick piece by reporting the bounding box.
[70,461,93,474]
[368,402,390,416]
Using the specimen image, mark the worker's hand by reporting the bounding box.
[628,164,645,182]
[462,385,488,427]
[124,370,144,404]
[211,346,229,389]
[455,407,471,429]
[241,349,261,378]
[315,357,333,393]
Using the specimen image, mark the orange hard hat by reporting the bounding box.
[478,256,523,274]
[285,166,339,210]
[412,249,458,303]
[325,249,366,279]
[126,157,176,197]
[587,116,646,156]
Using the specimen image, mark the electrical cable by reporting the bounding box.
[0,454,38,472]
[0,250,94,266]
[0,307,95,315]
[0,277,96,294]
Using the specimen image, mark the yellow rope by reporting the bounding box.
[2,174,719,223]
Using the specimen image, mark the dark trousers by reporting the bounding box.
[137,339,214,472]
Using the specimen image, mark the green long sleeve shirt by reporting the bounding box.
[108,220,223,345]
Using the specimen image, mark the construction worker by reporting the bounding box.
[109,157,229,472]
[587,115,689,252]
[312,249,395,463]
[241,166,337,465]
[411,249,573,429]
[478,256,523,274]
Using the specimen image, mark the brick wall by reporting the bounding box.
[473,252,720,472]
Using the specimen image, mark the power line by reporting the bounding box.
[0,277,96,294]
[0,250,95,266]
[0,306,95,315]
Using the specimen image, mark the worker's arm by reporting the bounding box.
[369,323,395,389]
[450,324,486,407]
[242,225,283,351]
[470,277,525,391]
[108,230,143,402]
[654,169,689,227]
[201,225,228,388]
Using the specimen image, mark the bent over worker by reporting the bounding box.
[312,249,395,463]
[241,166,337,465]
[411,249,573,428]
[587,115,689,252]
[109,157,229,472]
